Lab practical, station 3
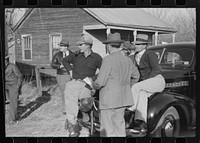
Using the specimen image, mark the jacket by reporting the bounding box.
[5,63,22,86]
[51,51,71,75]
[94,51,140,109]
[135,49,161,81]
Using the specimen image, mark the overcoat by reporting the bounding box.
[94,51,140,109]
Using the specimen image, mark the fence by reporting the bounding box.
[16,62,57,96]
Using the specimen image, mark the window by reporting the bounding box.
[22,35,32,61]
[49,33,62,61]
[152,47,194,67]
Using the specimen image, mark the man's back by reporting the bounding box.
[96,51,135,109]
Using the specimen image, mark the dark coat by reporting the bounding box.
[51,51,71,75]
[136,49,161,81]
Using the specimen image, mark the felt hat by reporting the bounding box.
[58,40,69,47]
[103,32,125,44]
[121,41,135,50]
[132,34,151,45]
[77,34,93,45]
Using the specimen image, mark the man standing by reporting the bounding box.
[63,34,102,137]
[5,54,22,125]
[128,34,166,135]
[93,33,140,137]
[51,40,71,115]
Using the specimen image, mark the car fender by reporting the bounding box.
[148,91,196,133]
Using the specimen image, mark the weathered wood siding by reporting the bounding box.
[15,8,101,66]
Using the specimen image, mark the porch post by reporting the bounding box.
[105,28,111,54]
[106,28,111,36]
[155,32,158,45]
[172,33,175,43]
[35,66,42,96]
[133,30,137,43]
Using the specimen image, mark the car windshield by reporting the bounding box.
[151,47,194,67]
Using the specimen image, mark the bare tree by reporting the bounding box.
[5,8,28,52]
[185,8,196,40]
[145,8,196,43]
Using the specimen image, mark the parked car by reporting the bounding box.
[78,42,196,137]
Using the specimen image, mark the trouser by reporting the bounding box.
[56,74,71,113]
[130,74,165,122]
[100,107,126,137]
[6,84,19,121]
[64,79,91,124]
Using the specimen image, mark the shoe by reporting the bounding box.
[65,119,82,137]
[124,109,135,128]
[129,119,147,134]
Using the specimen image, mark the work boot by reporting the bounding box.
[129,119,147,135]
[65,119,82,137]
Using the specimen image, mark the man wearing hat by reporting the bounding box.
[5,54,22,125]
[93,32,140,137]
[121,41,137,65]
[62,34,102,137]
[128,34,166,135]
[51,39,71,115]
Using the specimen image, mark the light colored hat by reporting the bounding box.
[132,34,151,45]
[58,40,69,47]
[103,32,125,44]
[77,34,93,45]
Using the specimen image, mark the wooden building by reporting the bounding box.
[12,8,177,71]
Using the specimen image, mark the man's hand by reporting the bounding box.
[60,64,64,68]
[83,77,93,88]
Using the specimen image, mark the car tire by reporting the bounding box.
[151,106,180,137]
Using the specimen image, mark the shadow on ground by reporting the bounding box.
[16,91,51,121]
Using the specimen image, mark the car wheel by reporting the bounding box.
[152,106,180,137]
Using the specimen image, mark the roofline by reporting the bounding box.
[107,24,177,34]
[83,8,177,34]
[12,8,34,32]
[82,8,107,25]
[83,24,176,34]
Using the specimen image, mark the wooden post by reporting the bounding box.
[133,30,137,43]
[155,32,158,45]
[35,66,42,96]
[172,33,176,43]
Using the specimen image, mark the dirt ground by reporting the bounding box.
[5,84,90,137]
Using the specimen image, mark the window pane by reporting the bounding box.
[25,50,31,59]
[51,34,61,49]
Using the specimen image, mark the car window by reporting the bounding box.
[152,47,194,67]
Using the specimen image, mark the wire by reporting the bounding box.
[39,8,49,34]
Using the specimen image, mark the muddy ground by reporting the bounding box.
[5,84,90,137]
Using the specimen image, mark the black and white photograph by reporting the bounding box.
[4,8,196,137]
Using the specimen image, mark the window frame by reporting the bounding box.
[21,34,32,61]
[49,33,62,61]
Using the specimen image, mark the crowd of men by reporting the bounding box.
[5,32,165,137]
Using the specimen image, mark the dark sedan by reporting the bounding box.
[79,42,196,137]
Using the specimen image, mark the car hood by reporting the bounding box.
[160,67,189,80]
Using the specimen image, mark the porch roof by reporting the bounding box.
[83,8,177,34]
